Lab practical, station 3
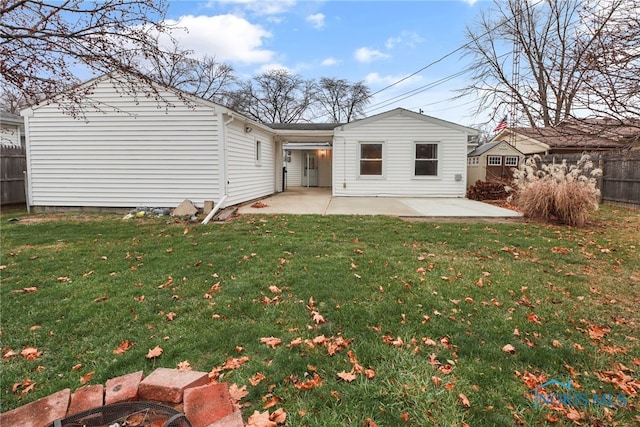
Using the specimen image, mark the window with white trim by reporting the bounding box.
[415,143,438,176]
[473,157,479,165]
[255,140,262,164]
[359,142,383,176]
[487,156,502,166]
[505,156,519,166]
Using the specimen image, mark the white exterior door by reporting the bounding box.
[303,151,318,187]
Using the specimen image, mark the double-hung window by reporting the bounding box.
[414,143,438,176]
[359,142,383,176]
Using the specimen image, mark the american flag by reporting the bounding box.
[493,116,508,132]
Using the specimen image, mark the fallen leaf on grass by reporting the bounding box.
[177,361,192,371]
[93,296,108,303]
[113,340,134,354]
[12,379,36,397]
[502,344,516,354]
[20,347,42,360]
[337,371,357,382]
[587,324,610,341]
[270,408,287,424]
[293,373,323,390]
[527,313,542,324]
[458,393,471,407]
[262,395,281,409]
[11,287,38,294]
[166,312,177,321]
[400,412,410,423]
[71,363,83,371]
[229,384,248,408]
[250,372,267,386]
[80,371,95,384]
[247,410,276,427]
[260,337,282,349]
[146,345,163,359]
[268,285,282,293]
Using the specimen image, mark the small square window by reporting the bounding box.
[505,156,519,166]
[487,156,502,166]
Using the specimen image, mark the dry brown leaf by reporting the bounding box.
[431,376,442,387]
[20,347,42,360]
[247,410,277,427]
[113,340,134,355]
[527,313,542,324]
[93,296,108,303]
[587,324,610,341]
[80,371,95,384]
[260,337,282,349]
[337,371,357,382]
[364,418,379,427]
[11,287,38,294]
[177,360,192,371]
[270,408,287,424]
[458,393,471,407]
[229,384,249,405]
[268,285,282,293]
[146,345,163,359]
[166,312,177,321]
[250,372,267,386]
[71,363,83,371]
[400,412,410,423]
[365,368,376,379]
[502,344,516,354]
[262,395,281,409]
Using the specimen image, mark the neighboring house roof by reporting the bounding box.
[1,111,24,126]
[268,123,340,131]
[494,126,626,152]
[467,140,525,157]
[337,107,479,135]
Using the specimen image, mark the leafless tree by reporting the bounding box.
[460,0,638,128]
[230,69,316,124]
[577,0,640,120]
[315,77,370,123]
[0,0,176,116]
[144,39,236,104]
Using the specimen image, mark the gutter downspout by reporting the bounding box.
[202,111,234,225]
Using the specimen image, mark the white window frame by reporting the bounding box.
[255,140,262,165]
[473,157,479,165]
[357,142,385,178]
[414,142,440,178]
[487,155,502,166]
[505,156,519,167]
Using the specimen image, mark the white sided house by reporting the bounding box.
[332,109,478,197]
[22,75,479,212]
[22,73,282,211]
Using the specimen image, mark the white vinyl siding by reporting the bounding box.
[333,110,471,197]
[24,74,278,209]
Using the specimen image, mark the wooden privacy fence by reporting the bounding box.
[1,145,27,206]
[539,151,640,207]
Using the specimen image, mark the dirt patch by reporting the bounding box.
[7,213,118,224]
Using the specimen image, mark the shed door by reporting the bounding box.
[303,152,318,187]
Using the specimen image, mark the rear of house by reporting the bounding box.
[22,73,280,211]
[332,109,477,197]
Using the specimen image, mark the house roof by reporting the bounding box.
[467,140,525,157]
[496,126,626,150]
[337,108,479,135]
[1,111,24,126]
[268,123,340,131]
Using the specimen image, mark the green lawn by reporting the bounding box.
[1,207,638,426]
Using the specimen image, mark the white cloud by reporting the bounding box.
[364,72,423,87]
[209,0,297,15]
[354,47,391,63]
[385,31,424,49]
[306,13,325,29]
[165,15,274,64]
[461,0,478,5]
[256,63,291,74]
[321,57,340,66]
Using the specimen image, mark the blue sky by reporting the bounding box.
[163,0,494,126]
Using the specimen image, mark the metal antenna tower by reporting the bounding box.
[509,0,523,146]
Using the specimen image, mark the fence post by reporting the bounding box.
[23,170,30,214]
[597,155,603,204]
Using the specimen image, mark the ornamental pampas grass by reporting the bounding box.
[508,154,601,226]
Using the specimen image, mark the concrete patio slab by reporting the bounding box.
[237,187,522,218]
